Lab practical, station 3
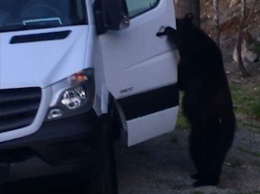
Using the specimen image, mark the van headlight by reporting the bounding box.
[61,86,87,110]
[46,68,95,120]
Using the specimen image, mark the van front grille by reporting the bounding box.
[0,87,41,133]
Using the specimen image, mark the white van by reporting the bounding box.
[0,0,179,193]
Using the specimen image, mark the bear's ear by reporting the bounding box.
[184,13,193,23]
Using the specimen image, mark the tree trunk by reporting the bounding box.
[174,0,200,27]
[236,0,249,77]
[213,0,220,46]
[191,0,201,26]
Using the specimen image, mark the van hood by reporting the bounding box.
[0,26,89,89]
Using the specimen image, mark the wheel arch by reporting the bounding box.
[109,94,127,141]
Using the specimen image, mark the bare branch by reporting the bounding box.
[245,0,257,27]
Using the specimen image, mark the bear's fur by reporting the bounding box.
[157,13,236,187]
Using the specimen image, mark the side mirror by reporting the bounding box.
[95,0,130,34]
[103,0,130,30]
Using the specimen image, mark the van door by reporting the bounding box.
[99,0,179,146]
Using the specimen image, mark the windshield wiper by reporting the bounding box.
[0,24,59,32]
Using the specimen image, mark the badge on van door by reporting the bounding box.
[120,87,134,94]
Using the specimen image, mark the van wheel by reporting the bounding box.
[86,115,118,194]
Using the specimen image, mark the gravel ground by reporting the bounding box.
[4,126,260,194]
[116,127,260,194]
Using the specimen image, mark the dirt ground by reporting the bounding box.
[116,126,260,194]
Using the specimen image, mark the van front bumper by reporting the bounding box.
[0,109,100,165]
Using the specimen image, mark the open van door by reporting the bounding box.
[99,0,179,146]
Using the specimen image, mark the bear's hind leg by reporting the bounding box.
[189,122,209,184]
[205,114,235,186]
[194,114,235,187]
[192,117,221,187]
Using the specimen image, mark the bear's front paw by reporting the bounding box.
[156,31,165,37]
[164,26,175,33]
[156,26,175,37]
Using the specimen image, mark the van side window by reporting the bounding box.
[126,0,159,18]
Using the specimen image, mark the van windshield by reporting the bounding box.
[0,0,86,32]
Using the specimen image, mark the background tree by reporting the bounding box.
[213,0,220,46]
[235,0,256,77]
[236,0,248,77]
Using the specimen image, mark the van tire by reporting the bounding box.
[87,114,118,194]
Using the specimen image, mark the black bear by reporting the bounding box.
[157,13,236,187]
